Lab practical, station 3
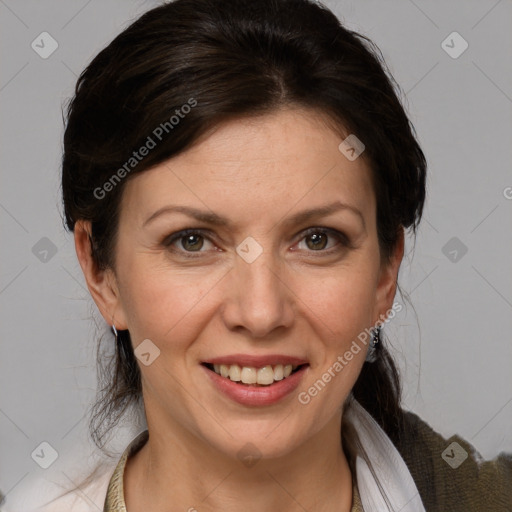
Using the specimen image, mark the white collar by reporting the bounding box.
[343,399,426,512]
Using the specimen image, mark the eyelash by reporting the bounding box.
[162,227,351,257]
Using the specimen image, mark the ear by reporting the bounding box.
[373,227,405,323]
[74,220,128,330]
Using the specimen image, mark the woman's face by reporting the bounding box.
[81,108,402,461]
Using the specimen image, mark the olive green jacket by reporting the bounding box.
[395,411,512,511]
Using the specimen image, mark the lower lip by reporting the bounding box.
[202,365,308,406]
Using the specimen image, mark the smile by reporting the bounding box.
[203,363,303,386]
[201,354,310,406]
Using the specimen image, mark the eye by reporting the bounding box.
[163,229,216,254]
[295,227,349,253]
[162,227,350,257]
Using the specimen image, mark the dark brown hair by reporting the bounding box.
[59,0,426,500]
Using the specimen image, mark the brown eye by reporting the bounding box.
[180,233,204,251]
[296,227,350,254]
[305,232,328,251]
[163,229,214,255]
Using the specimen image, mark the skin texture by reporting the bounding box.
[74,108,404,511]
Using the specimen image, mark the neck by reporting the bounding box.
[124,412,353,512]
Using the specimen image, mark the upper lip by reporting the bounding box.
[203,354,309,367]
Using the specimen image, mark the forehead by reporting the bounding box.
[121,108,375,228]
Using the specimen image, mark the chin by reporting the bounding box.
[194,414,308,462]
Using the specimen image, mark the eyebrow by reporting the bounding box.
[143,201,366,231]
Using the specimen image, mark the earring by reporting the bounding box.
[111,314,120,346]
[365,326,381,363]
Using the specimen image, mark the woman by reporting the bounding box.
[15,0,511,510]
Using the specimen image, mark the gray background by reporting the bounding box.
[1,0,511,506]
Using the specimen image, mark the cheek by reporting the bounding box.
[303,263,380,343]
[116,257,224,348]
[293,269,378,427]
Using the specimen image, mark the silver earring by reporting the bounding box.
[111,313,118,336]
[111,315,119,345]
[365,326,380,363]
[112,322,124,353]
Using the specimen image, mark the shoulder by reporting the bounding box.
[396,409,512,512]
[1,465,115,512]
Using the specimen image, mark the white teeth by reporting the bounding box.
[210,363,301,385]
[257,366,275,385]
[240,366,257,384]
[220,364,229,378]
[229,364,241,382]
[273,364,284,381]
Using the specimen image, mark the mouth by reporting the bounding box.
[201,362,308,387]
[201,355,310,406]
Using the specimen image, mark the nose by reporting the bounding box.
[221,252,295,339]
